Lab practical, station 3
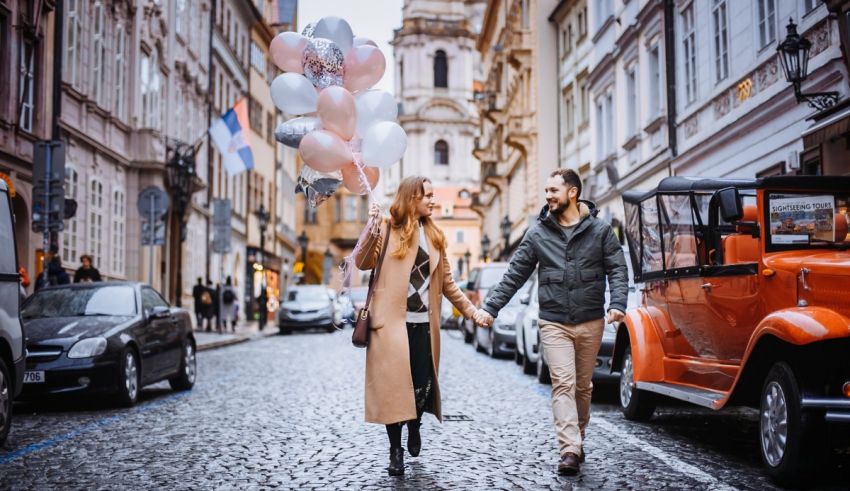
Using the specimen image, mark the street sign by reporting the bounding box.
[137,186,170,218]
[141,219,167,246]
[31,141,65,233]
[212,199,232,254]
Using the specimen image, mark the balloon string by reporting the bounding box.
[339,151,379,297]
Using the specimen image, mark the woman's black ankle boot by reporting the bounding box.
[407,423,421,457]
[388,448,404,476]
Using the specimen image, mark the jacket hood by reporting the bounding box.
[538,199,598,224]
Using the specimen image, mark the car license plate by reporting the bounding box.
[24,371,45,384]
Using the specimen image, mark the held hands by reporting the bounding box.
[473,309,494,327]
[368,202,382,219]
[606,309,625,324]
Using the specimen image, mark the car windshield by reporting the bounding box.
[22,285,137,319]
[288,287,328,302]
[766,192,850,250]
[479,266,507,289]
[349,287,368,302]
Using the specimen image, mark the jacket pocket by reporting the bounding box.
[538,270,565,311]
[579,270,602,281]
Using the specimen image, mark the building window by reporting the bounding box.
[176,0,186,36]
[18,37,35,133]
[89,179,105,268]
[564,90,575,136]
[62,167,80,265]
[64,0,83,88]
[251,42,266,74]
[595,99,604,159]
[649,44,661,117]
[249,97,263,135]
[578,77,589,124]
[434,140,449,165]
[757,0,776,49]
[803,0,818,14]
[304,202,317,224]
[563,24,572,55]
[434,50,448,88]
[359,196,369,222]
[713,0,729,83]
[111,189,125,276]
[605,92,614,155]
[682,5,697,105]
[596,0,613,30]
[343,195,358,221]
[267,112,274,144]
[626,66,637,137]
[578,8,587,38]
[456,230,464,244]
[521,0,530,29]
[91,0,107,107]
[141,51,163,130]
[114,24,127,120]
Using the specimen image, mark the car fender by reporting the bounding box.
[611,307,665,382]
[745,306,850,354]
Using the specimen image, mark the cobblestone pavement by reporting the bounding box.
[1,328,848,490]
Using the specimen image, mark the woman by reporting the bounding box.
[354,176,481,476]
[220,276,238,332]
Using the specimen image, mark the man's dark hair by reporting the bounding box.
[550,168,582,198]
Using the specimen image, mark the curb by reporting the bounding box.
[196,327,279,352]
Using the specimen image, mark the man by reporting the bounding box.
[74,254,102,283]
[192,278,206,330]
[477,168,627,476]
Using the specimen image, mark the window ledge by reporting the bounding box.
[643,114,666,134]
[622,133,641,151]
[591,16,615,44]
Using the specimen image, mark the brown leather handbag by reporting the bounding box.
[352,226,391,348]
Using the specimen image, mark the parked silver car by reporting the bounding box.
[474,279,533,358]
[0,180,25,445]
[278,286,336,334]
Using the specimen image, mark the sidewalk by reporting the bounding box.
[194,319,278,351]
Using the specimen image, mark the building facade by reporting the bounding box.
[474,0,559,261]
[387,0,485,275]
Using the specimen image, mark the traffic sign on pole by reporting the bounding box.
[212,199,232,254]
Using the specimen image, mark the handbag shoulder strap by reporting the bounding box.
[364,221,391,311]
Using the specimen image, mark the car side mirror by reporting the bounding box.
[519,293,530,305]
[717,187,743,222]
[148,306,170,320]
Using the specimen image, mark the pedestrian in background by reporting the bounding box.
[18,266,30,303]
[201,279,216,332]
[477,168,628,476]
[35,250,70,291]
[192,277,206,330]
[220,276,238,332]
[354,176,485,476]
[73,254,102,283]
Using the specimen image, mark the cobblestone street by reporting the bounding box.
[1,328,848,490]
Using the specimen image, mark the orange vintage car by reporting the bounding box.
[613,176,850,485]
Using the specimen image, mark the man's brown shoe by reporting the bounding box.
[558,453,581,476]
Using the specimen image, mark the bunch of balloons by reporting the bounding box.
[270,16,407,207]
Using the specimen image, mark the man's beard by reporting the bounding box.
[549,200,570,216]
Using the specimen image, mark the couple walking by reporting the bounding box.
[354,170,628,476]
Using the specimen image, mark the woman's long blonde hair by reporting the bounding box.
[389,176,447,258]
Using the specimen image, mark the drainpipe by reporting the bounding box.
[205,0,216,282]
[51,0,63,140]
[663,0,678,174]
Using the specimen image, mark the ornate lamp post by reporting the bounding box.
[500,215,513,260]
[165,140,197,307]
[323,248,333,285]
[254,204,270,329]
[777,19,840,111]
[480,234,491,262]
[464,249,471,277]
[297,230,309,284]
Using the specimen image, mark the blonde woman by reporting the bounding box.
[355,176,482,476]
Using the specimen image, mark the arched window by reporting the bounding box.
[434,50,448,88]
[434,140,449,165]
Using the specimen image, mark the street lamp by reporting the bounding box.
[457,256,464,279]
[481,234,491,262]
[464,249,471,276]
[323,248,333,285]
[500,215,512,260]
[253,204,270,330]
[165,140,197,307]
[297,230,309,284]
[777,19,840,111]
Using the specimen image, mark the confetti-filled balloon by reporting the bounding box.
[302,38,345,90]
[301,23,315,38]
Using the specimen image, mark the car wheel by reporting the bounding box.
[279,325,292,335]
[116,348,140,407]
[759,362,821,485]
[326,324,336,333]
[522,331,536,375]
[514,343,523,365]
[463,320,474,344]
[536,342,551,384]
[487,328,497,358]
[472,326,484,353]
[169,339,197,391]
[0,357,12,446]
[619,346,655,421]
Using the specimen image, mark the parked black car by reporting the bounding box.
[20,282,196,406]
[0,179,24,445]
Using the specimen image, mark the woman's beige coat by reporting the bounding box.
[355,218,477,425]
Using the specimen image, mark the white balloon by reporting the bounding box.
[361,121,407,169]
[270,73,318,115]
[353,36,378,48]
[313,16,354,55]
[355,89,398,137]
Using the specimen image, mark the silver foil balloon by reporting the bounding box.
[275,116,321,149]
[302,38,344,90]
[302,23,315,38]
[295,165,342,208]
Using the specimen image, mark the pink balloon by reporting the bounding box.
[317,86,357,140]
[298,130,353,173]
[341,163,380,195]
[270,32,308,73]
[344,45,386,93]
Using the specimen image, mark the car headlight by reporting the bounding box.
[68,337,108,359]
